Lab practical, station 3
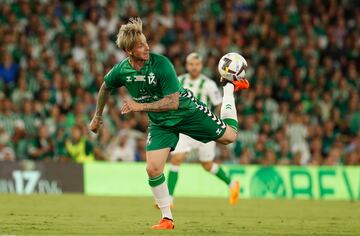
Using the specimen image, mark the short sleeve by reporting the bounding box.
[104,64,123,89]
[206,80,222,106]
[157,56,180,96]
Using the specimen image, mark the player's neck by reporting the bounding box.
[189,74,200,80]
[129,57,146,71]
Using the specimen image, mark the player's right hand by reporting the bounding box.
[89,116,103,134]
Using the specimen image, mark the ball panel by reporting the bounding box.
[218,52,247,82]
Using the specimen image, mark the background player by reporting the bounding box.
[89,18,249,230]
[168,53,240,206]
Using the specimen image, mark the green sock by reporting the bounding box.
[167,165,179,196]
[211,163,231,185]
[148,173,165,187]
[223,118,238,132]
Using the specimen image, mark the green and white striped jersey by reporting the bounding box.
[236,129,259,147]
[178,73,222,108]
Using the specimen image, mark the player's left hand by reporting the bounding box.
[89,115,103,134]
[121,99,143,114]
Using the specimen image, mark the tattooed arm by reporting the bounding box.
[142,92,179,112]
[89,82,112,133]
[94,82,112,116]
[121,92,179,114]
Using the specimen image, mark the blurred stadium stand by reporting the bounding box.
[0,0,359,165]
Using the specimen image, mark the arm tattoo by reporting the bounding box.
[95,82,111,117]
[142,92,179,112]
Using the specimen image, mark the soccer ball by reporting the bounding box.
[218,52,247,82]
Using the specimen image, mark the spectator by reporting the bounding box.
[28,125,54,161]
[261,149,277,165]
[65,125,94,163]
[105,131,136,162]
[0,123,10,146]
[238,147,252,165]
[344,151,359,166]
[0,52,19,90]
[216,145,232,164]
[277,139,292,165]
[135,137,147,162]
[323,146,343,166]
[0,139,15,161]
[309,138,324,165]
[11,120,28,160]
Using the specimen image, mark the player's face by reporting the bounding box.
[186,58,202,79]
[129,34,150,61]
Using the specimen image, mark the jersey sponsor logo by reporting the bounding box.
[148,72,156,85]
[133,95,151,101]
[225,104,232,109]
[126,76,132,82]
[134,75,146,82]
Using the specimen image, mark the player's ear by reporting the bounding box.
[125,48,132,56]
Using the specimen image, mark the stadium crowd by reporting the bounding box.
[0,0,359,165]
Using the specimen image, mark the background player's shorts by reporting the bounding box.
[146,91,226,152]
[171,133,216,161]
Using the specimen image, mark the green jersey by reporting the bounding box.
[104,53,195,126]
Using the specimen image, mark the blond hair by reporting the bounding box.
[116,17,143,51]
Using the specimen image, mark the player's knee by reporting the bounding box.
[217,127,237,145]
[223,130,237,144]
[170,156,183,166]
[146,165,163,177]
[228,134,237,144]
[201,162,213,172]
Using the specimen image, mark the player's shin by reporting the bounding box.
[210,163,231,185]
[149,173,173,220]
[167,164,179,202]
[221,83,238,132]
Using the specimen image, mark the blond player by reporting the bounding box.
[89,18,249,230]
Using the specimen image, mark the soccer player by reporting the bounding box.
[89,18,249,230]
[168,52,240,207]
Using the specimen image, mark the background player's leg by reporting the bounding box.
[199,143,231,186]
[146,148,173,220]
[168,153,186,203]
[201,160,239,205]
[201,161,231,185]
[199,142,239,205]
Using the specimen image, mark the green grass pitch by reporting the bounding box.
[0,194,359,235]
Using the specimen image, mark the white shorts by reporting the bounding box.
[171,133,216,162]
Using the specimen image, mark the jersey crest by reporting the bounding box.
[148,72,156,85]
